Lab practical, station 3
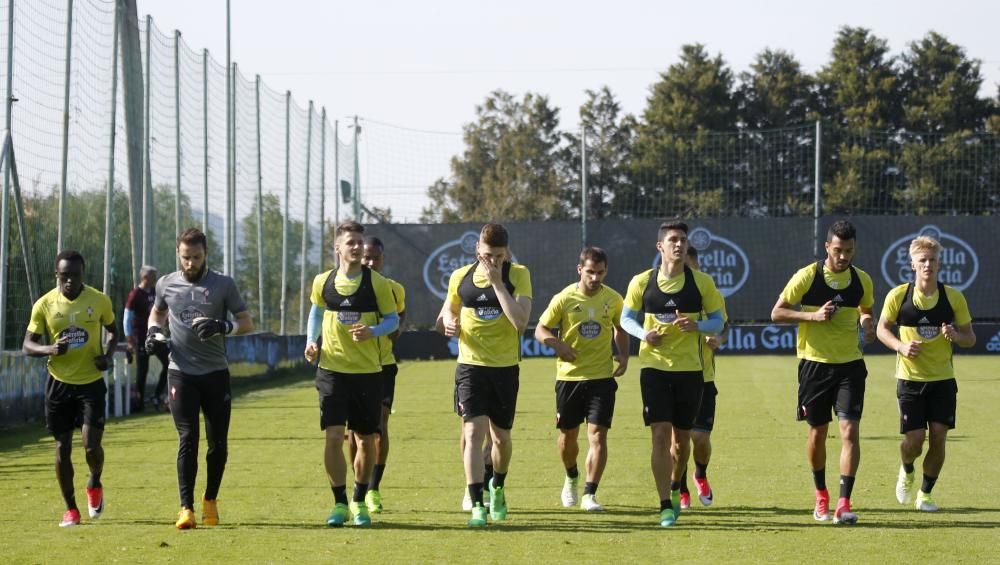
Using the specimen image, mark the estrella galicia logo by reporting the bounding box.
[578,320,601,339]
[58,326,88,349]
[337,311,362,325]
[651,227,750,297]
[179,307,207,326]
[423,231,518,300]
[880,225,979,290]
[475,306,502,321]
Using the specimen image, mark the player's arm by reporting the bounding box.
[23,330,67,357]
[438,293,461,337]
[943,322,975,348]
[858,305,876,345]
[495,285,530,333]
[706,321,729,349]
[390,310,406,342]
[875,315,913,357]
[123,306,135,353]
[304,304,323,363]
[612,319,629,377]
[771,297,833,323]
[93,321,119,371]
[534,323,575,362]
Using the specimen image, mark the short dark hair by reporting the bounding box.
[579,246,608,266]
[658,220,689,241]
[363,235,384,251]
[177,227,207,249]
[55,250,85,270]
[336,220,365,238]
[686,247,698,259]
[827,220,856,242]
[480,223,508,247]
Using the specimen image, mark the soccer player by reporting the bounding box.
[620,221,725,527]
[345,235,407,513]
[23,250,117,527]
[438,223,531,527]
[676,246,728,510]
[771,219,875,525]
[304,221,399,527]
[123,265,168,412]
[534,246,628,512]
[876,235,975,512]
[147,228,254,529]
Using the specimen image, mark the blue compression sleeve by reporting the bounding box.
[620,307,647,340]
[697,309,724,334]
[370,312,399,338]
[123,309,134,337]
[307,304,323,343]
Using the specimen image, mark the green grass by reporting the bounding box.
[3,355,999,563]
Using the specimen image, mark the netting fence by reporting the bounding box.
[1,1,998,346]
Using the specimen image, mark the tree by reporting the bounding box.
[738,49,816,129]
[899,31,991,133]
[422,90,569,222]
[561,86,636,220]
[236,193,305,334]
[630,44,738,217]
[816,26,901,130]
[816,27,902,214]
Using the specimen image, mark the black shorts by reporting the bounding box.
[45,374,107,435]
[555,378,618,430]
[315,368,383,435]
[381,364,399,409]
[797,359,867,425]
[897,378,958,433]
[692,381,718,433]
[454,363,519,430]
[639,368,704,429]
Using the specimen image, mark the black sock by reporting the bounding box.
[484,464,494,484]
[469,482,485,506]
[903,462,915,474]
[839,475,855,500]
[87,473,102,489]
[353,482,368,503]
[660,498,673,511]
[332,485,348,505]
[566,465,580,479]
[694,462,708,479]
[493,471,507,488]
[670,480,681,492]
[813,469,827,491]
[369,464,386,490]
[584,481,598,495]
[680,472,689,494]
[921,474,938,494]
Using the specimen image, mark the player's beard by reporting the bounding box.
[183,262,207,282]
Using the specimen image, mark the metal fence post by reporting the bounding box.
[352,115,360,220]
[142,14,151,266]
[57,0,74,252]
[580,128,587,248]
[280,91,290,335]
[254,75,265,329]
[230,62,238,275]
[333,119,339,228]
[103,6,121,295]
[224,1,231,276]
[174,30,182,270]
[299,101,314,334]
[319,108,326,271]
[814,120,822,259]
[0,0,14,349]
[202,48,208,232]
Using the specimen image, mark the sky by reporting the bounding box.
[142,0,998,133]
[136,0,999,220]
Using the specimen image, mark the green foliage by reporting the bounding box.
[817,26,901,130]
[237,193,305,334]
[900,31,991,133]
[422,90,569,222]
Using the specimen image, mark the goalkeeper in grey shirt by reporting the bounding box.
[147,228,253,530]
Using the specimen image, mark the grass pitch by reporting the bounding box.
[2,355,999,563]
